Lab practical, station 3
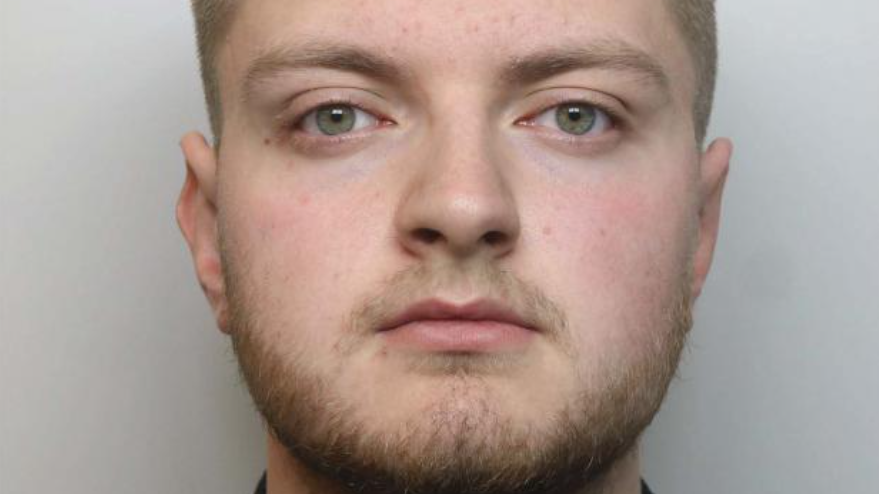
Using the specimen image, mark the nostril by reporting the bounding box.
[482,230,507,246]
[413,228,443,244]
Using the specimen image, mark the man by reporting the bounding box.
[177,0,732,493]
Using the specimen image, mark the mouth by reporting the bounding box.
[378,298,539,353]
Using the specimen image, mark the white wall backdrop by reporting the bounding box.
[643,2,879,493]
[1,1,877,493]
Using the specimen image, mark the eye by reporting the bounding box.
[300,104,378,136]
[532,102,613,136]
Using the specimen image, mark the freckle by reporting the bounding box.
[263,137,271,146]
[599,228,607,238]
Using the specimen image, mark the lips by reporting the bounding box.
[377,298,539,353]
[379,298,538,333]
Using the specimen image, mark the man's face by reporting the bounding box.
[179,0,730,492]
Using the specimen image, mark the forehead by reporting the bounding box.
[219,0,693,101]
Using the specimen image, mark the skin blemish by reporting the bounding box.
[263,137,272,146]
[543,226,553,236]
[298,194,311,206]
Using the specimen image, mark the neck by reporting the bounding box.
[265,433,643,494]
[266,434,349,494]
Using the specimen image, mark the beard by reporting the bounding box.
[225,257,692,494]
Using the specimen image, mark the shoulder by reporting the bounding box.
[253,472,266,494]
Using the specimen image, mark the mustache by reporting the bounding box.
[344,262,571,348]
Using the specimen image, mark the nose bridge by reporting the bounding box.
[422,79,505,183]
[427,113,505,196]
[394,106,521,261]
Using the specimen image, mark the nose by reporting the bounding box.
[393,126,521,262]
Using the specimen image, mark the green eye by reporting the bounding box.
[315,105,357,136]
[555,103,597,135]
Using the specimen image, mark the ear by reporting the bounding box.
[177,131,231,333]
[690,138,733,301]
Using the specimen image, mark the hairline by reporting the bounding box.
[194,0,715,146]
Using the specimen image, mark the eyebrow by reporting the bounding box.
[241,39,670,102]
[502,40,670,93]
[242,43,407,102]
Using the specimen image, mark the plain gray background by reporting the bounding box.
[1,1,877,493]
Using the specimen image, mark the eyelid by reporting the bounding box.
[535,102,614,137]
[515,90,628,131]
[276,89,394,134]
[300,104,378,135]
[273,91,397,156]
[285,100,382,133]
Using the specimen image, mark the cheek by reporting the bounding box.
[239,191,335,278]
[532,176,694,358]
[549,181,688,272]
[221,180,386,350]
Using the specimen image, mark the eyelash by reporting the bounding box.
[281,97,624,147]
[279,96,386,140]
[519,99,624,133]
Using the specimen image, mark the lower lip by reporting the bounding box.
[379,320,537,353]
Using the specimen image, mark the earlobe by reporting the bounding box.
[690,138,733,302]
[176,132,231,333]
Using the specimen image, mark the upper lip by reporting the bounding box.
[379,298,538,332]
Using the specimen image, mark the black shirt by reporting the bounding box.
[253,473,655,493]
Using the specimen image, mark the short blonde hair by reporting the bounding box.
[191,0,717,144]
